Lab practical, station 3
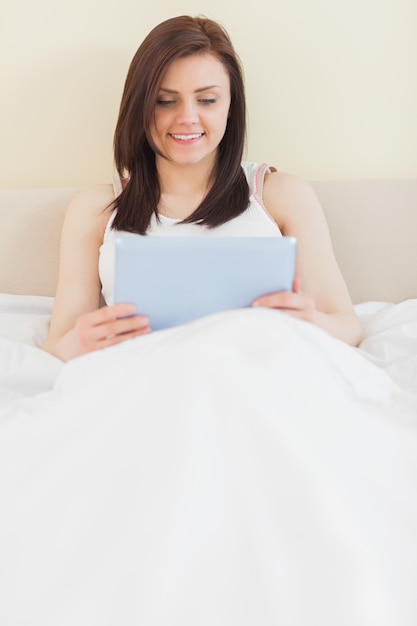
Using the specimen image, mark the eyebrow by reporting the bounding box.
[159,85,221,94]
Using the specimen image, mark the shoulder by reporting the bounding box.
[65,184,115,217]
[63,184,115,240]
[263,170,319,206]
[262,170,325,232]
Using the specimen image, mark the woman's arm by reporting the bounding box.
[256,171,363,346]
[43,185,150,361]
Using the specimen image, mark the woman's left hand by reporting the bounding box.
[252,277,316,323]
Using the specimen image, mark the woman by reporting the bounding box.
[43,15,362,362]
[3,16,415,626]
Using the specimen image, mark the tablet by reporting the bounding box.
[114,235,297,330]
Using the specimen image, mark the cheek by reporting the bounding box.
[216,110,230,136]
[150,107,168,132]
[149,115,159,135]
[220,102,231,124]
[206,107,227,127]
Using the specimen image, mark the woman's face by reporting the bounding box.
[150,53,231,169]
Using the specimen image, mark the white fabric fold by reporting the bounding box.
[0,308,416,626]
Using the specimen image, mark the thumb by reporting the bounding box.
[293,276,302,294]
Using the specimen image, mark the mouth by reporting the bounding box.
[169,133,204,142]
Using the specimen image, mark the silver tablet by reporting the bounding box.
[114,235,297,330]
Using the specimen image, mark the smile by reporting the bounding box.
[169,133,204,141]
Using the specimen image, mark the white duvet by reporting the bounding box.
[0,294,417,626]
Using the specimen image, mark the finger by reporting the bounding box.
[76,309,149,349]
[98,325,152,349]
[94,315,150,343]
[293,276,303,294]
[252,290,316,323]
[89,303,138,327]
[79,320,151,352]
[252,291,302,310]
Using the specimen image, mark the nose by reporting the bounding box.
[175,99,199,124]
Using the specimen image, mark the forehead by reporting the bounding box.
[160,53,230,89]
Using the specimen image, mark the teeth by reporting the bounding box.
[171,133,203,140]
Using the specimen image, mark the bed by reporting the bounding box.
[0,179,417,626]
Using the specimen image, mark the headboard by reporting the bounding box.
[311,178,417,303]
[0,179,416,304]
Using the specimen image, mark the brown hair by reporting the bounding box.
[112,15,249,234]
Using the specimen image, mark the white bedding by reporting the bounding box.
[0,294,62,403]
[1,293,416,399]
[0,294,417,625]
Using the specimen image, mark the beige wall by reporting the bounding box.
[1,0,416,187]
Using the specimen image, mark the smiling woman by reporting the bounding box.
[42,15,362,362]
[151,54,231,185]
[111,15,249,235]
[2,13,417,626]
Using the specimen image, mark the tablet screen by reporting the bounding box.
[114,235,297,330]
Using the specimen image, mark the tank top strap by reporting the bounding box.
[254,163,277,206]
[241,161,278,226]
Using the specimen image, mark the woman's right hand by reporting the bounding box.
[47,303,151,362]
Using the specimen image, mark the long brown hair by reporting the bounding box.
[112,15,249,234]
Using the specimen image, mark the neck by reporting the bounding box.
[155,156,217,219]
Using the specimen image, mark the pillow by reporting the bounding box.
[0,338,63,402]
[357,299,417,394]
[0,293,54,346]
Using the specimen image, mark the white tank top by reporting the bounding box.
[99,161,282,305]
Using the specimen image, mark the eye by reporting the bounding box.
[199,98,216,105]
[157,100,175,107]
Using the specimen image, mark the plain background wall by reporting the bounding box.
[1,0,416,188]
